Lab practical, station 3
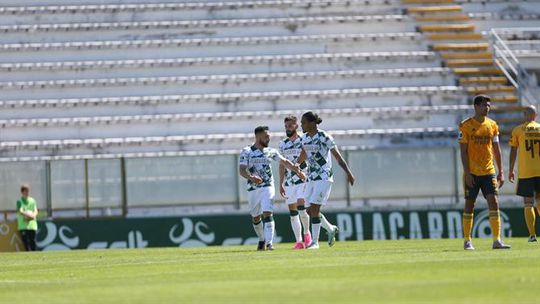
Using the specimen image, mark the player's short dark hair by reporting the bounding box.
[284,115,297,123]
[473,94,491,106]
[254,126,269,135]
[302,111,323,124]
[21,184,30,193]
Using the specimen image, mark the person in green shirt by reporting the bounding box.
[16,184,38,251]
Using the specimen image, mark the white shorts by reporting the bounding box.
[305,180,333,205]
[247,186,275,217]
[284,183,307,205]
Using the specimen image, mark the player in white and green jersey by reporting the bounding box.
[299,111,355,249]
[239,126,306,251]
[279,115,339,249]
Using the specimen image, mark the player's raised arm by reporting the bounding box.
[331,147,355,186]
[271,149,306,181]
[280,158,306,182]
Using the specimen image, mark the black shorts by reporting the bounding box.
[516,177,540,198]
[464,174,498,201]
[19,229,37,251]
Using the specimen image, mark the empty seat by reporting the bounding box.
[0,51,438,73]
[0,0,400,16]
[0,104,471,129]
[0,15,411,34]
[0,85,464,110]
[0,67,453,90]
[0,127,458,152]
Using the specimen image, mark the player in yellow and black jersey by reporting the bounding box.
[459,95,510,250]
[509,105,540,242]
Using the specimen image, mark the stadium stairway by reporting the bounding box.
[401,0,525,134]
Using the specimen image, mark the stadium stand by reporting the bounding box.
[0,0,540,217]
[0,0,537,159]
[0,0,539,215]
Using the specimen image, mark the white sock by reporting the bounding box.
[320,213,333,232]
[264,218,275,245]
[311,218,321,243]
[253,221,264,242]
[298,209,310,235]
[290,214,302,243]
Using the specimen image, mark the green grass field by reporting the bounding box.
[0,238,538,303]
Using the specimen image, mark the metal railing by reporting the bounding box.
[491,27,540,108]
[0,145,521,219]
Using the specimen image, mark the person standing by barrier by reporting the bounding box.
[17,184,39,251]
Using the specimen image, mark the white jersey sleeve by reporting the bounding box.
[268,148,286,162]
[239,147,250,167]
[325,132,336,150]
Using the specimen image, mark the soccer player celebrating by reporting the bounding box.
[279,115,342,249]
[459,95,510,250]
[509,105,540,242]
[239,126,306,251]
[299,112,355,249]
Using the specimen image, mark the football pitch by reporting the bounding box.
[1,238,538,303]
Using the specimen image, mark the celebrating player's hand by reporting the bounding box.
[250,175,263,185]
[280,184,287,198]
[497,172,505,188]
[464,173,474,188]
[508,171,515,183]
